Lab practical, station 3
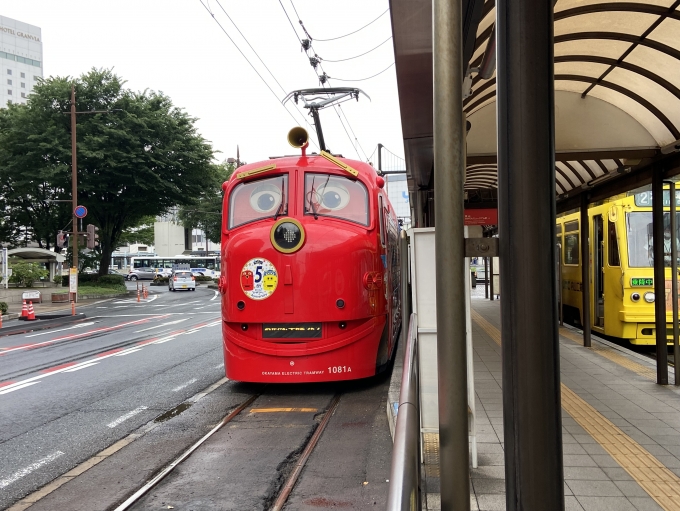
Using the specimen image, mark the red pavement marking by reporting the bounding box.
[41,362,77,373]
[97,348,123,357]
[51,316,167,342]
[0,381,16,388]
[136,338,159,347]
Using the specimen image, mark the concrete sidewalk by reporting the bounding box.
[389,293,680,510]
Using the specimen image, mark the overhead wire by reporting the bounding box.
[199,0,320,149]
[319,36,392,63]
[328,63,395,82]
[304,8,390,42]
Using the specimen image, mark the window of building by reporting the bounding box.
[7,90,11,95]
[6,79,11,85]
[192,234,203,243]
[34,75,39,81]
[21,92,26,98]
[21,82,25,88]
[7,69,11,75]
[20,72,25,78]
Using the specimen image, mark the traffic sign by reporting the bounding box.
[74,205,88,218]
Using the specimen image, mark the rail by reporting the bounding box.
[386,312,421,510]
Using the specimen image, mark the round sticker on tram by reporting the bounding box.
[270,217,306,254]
[241,258,278,300]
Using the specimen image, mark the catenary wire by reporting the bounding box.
[319,36,392,63]
[328,63,395,82]
[200,1,318,149]
[299,6,390,42]
[212,0,319,146]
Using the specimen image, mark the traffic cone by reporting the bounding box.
[0,313,3,328]
[20,300,28,320]
[26,301,36,321]
[137,289,140,302]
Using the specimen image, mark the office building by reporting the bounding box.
[0,15,42,107]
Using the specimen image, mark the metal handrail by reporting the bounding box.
[386,312,421,510]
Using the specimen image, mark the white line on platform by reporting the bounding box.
[0,451,65,489]
[25,322,96,338]
[0,381,41,395]
[63,362,100,372]
[172,378,198,392]
[107,406,148,428]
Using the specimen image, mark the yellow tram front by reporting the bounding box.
[558,186,680,345]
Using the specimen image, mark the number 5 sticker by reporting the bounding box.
[241,258,278,300]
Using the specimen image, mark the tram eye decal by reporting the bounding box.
[249,183,283,213]
[318,184,350,211]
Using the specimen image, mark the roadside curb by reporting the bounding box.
[0,313,87,337]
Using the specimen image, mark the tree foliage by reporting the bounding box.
[9,261,49,287]
[178,161,234,244]
[0,68,217,274]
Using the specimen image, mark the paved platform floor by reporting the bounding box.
[414,293,680,511]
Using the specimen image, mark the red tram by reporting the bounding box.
[218,126,401,383]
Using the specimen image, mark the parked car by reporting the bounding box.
[126,267,156,281]
[169,270,196,291]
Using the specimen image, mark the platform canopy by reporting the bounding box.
[391,0,680,198]
[7,247,66,263]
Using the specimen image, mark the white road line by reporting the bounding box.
[0,381,41,395]
[114,348,143,356]
[211,291,219,301]
[214,363,224,369]
[134,318,188,333]
[25,322,96,338]
[63,362,100,372]
[107,406,148,428]
[151,335,178,345]
[172,378,198,392]
[0,451,65,489]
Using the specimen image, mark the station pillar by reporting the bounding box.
[497,0,565,508]
[652,166,669,384]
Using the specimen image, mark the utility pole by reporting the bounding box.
[71,84,78,270]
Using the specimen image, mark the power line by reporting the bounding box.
[301,7,390,42]
[328,63,395,82]
[200,0,319,148]
[319,36,392,63]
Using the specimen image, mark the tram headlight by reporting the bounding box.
[644,292,655,303]
[270,218,305,254]
[631,293,641,302]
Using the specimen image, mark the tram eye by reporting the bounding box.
[319,184,349,211]
[250,184,282,213]
[631,293,640,302]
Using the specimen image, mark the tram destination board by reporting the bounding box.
[263,323,322,338]
[631,277,653,287]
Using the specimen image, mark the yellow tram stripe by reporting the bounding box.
[559,327,658,381]
[249,407,318,413]
[320,151,359,177]
[236,164,277,180]
[471,310,680,511]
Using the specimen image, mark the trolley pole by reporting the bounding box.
[652,167,669,384]
[497,0,565,506]
[433,0,469,509]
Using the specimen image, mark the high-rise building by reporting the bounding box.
[0,15,42,107]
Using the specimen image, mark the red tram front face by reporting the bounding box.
[220,155,395,382]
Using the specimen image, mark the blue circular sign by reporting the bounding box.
[74,205,88,218]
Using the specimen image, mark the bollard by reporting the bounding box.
[0,313,3,328]
[137,288,140,302]
[71,301,75,316]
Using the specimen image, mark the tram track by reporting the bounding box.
[114,391,343,511]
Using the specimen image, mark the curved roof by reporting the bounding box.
[391,0,680,197]
[8,247,66,262]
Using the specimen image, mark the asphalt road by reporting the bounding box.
[0,283,224,509]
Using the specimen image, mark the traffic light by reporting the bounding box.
[86,224,99,249]
[56,231,68,249]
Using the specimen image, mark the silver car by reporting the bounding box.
[127,267,156,280]
[169,271,196,291]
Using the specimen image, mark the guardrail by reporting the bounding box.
[386,312,421,510]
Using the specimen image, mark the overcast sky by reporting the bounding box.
[3,0,404,166]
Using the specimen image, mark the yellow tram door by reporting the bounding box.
[593,214,605,328]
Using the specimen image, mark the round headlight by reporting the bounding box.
[631,292,641,302]
[270,218,305,254]
[644,292,655,303]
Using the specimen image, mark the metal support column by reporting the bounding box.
[652,167,669,384]
[484,256,489,298]
[433,0,469,508]
[670,181,680,385]
[401,231,411,349]
[497,0,565,506]
[580,194,592,347]
[489,256,494,300]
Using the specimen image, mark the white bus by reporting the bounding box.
[129,256,221,278]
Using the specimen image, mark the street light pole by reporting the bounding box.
[71,84,79,271]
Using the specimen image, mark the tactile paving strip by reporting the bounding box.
[423,432,440,477]
[472,310,680,511]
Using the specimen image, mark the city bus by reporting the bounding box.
[129,256,221,277]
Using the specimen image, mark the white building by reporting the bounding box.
[385,174,412,227]
[0,16,43,107]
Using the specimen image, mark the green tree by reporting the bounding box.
[117,216,155,246]
[0,68,217,274]
[179,161,234,243]
[9,261,49,287]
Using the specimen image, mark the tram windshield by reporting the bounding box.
[228,175,288,229]
[304,173,369,226]
[626,212,680,267]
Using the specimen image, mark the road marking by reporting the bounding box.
[151,335,178,345]
[472,308,680,511]
[134,318,188,333]
[114,348,143,357]
[172,378,198,392]
[107,406,148,428]
[25,322,96,338]
[250,407,318,413]
[211,291,219,301]
[0,451,65,489]
[41,362,77,374]
[50,316,168,342]
[215,363,224,369]
[63,362,100,372]
[0,381,41,395]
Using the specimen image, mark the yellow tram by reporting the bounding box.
[557,186,679,345]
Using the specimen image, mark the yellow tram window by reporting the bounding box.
[608,220,620,266]
[564,233,579,265]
